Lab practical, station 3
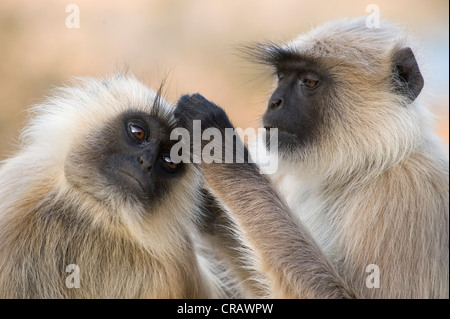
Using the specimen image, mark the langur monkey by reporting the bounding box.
[177,17,449,299]
[0,75,231,298]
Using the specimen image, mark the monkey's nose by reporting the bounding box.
[138,150,155,171]
[268,98,283,110]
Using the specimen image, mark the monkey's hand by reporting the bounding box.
[174,93,250,165]
[174,93,251,235]
[174,93,235,134]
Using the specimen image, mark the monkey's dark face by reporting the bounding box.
[103,111,185,205]
[262,57,330,152]
[65,110,186,209]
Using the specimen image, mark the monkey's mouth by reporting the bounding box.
[118,170,143,187]
[105,167,147,195]
[263,125,301,152]
[264,126,298,138]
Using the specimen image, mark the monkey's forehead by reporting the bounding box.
[74,74,172,116]
[20,74,174,151]
[286,17,407,64]
[32,74,172,124]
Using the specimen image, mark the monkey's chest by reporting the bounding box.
[276,175,340,257]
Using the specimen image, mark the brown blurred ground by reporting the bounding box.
[0,0,448,159]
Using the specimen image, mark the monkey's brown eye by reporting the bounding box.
[162,156,178,170]
[304,79,318,88]
[129,124,147,141]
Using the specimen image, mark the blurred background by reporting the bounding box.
[0,0,448,159]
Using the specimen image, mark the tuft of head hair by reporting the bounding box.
[245,17,409,73]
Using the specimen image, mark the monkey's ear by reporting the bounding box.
[392,47,424,102]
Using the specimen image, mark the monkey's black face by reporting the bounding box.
[262,58,329,153]
[102,111,185,206]
[66,109,185,208]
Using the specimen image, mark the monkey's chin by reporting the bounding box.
[264,127,301,152]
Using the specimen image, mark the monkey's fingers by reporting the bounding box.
[174,93,234,131]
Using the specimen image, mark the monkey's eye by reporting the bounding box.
[129,124,147,141]
[277,72,285,80]
[303,78,318,88]
[161,155,178,170]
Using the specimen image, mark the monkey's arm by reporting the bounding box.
[198,188,271,297]
[175,94,356,299]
